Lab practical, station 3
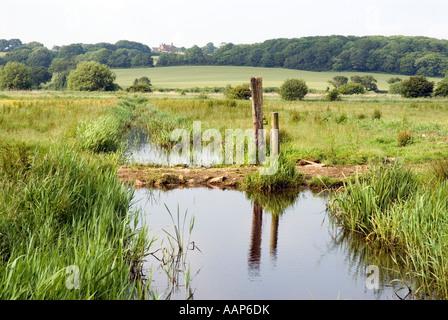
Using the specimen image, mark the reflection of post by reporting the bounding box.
[248,201,263,275]
[270,214,279,259]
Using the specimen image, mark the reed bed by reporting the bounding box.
[328,160,448,299]
[0,94,152,299]
[0,145,151,299]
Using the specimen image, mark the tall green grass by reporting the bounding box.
[0,144,150,299]
[77,96,148,153]
[329,161,448,299]
[244,155,305,191]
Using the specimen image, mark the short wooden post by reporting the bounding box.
[271,112,279,155]
[250,77,263,164]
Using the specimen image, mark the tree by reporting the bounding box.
[338,83,366,95]
[184,45,205,64]
[26,47,54,67]
[327,88,341,101]
[0,62,32,90]
[400,75,434,98]
[67,61,117,91]
[127,76,152,92]
[30,66,52,88]
[389,81,403,95]
[435,81,448,97]
[115,40,151,53]
[279,78,308,101]
[350,75,378,92]
[225,84,251,100]
[131,53,153,67]
[202,42,217,55]
[386,77,402,84]
[435,74,448,97]
[57,44,85,60]
[328,76,348,89]
[48,58,77,90]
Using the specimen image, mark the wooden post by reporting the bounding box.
[250,77,263,163]
[271,112,279,155]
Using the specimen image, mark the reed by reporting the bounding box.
[0,145,151,299]
[328,160,448,299]
[244,155,305,191]
[77,96,145,153]
[148,205,199,300]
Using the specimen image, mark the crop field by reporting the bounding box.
[112,65,442,91]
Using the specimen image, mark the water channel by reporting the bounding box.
[126,128,416,300]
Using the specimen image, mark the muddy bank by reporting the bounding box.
[117,160,368,190]
[117,165,258,190]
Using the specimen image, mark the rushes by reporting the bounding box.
[77,96,143,153]
[0,145,151,299]
[328,160,448,299]
[149,205,199,300]
[244,155,305,191]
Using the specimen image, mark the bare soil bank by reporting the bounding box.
[117,159,368,190]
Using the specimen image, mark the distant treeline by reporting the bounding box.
[0,39,154,89]
[0,39,154,69]
[157,35,448,77]
[2,35,448,90]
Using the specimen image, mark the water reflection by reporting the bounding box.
[248,201,263,277]
[124,127,222,167]
[132,187,420,300]
[247,189,302,277]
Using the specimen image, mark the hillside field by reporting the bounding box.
[112,65,442,91]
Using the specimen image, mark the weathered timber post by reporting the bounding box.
[271,112,279,155]
[250,77,263,164]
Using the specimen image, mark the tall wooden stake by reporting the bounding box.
[250,77,263,164]
[271,112,279,155]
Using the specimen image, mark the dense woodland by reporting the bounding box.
[1,35,448,90]
[158,35,448,77]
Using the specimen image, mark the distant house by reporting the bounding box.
[158,43,176,53]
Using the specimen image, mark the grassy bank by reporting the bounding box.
[328,161,448,299]
[0,94,151,299]
[143,94,448,167]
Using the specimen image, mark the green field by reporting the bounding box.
[113,65,442,91]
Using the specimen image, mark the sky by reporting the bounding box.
[1,0,448,49]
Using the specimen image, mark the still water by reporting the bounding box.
[124,127,222,167]
[131,187,412,300]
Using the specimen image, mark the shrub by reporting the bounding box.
[434,81,448,97]
[225,84,251,100]
[0,62,32,90]
[397,128,413,147]
[127,82,152,93]
[372,108,382,120]
[400,75,434,98]
[279,78,308,101]
[327,88,341,101]
[389,81,403,94]
[338,83,365,95]
[67,61,118,91]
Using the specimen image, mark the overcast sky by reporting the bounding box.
[1,0,448,49]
